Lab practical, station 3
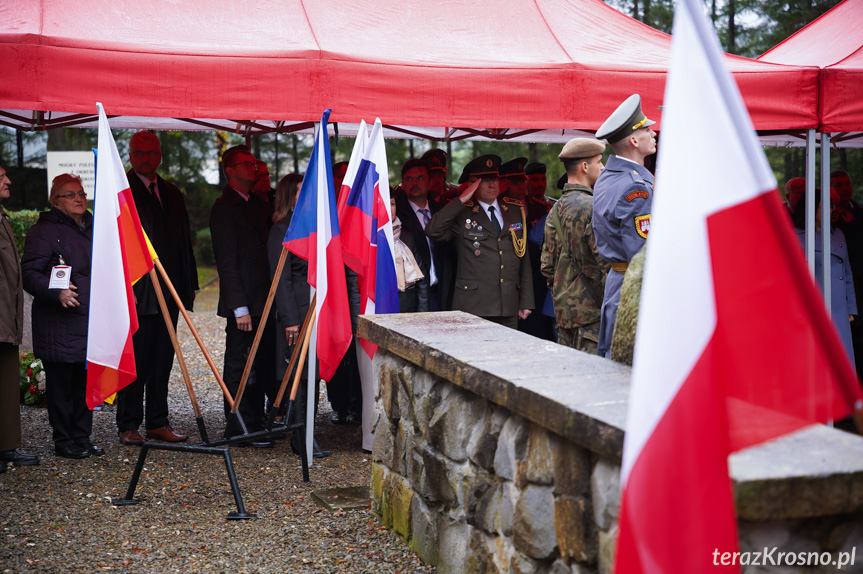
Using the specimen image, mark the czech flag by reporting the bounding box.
[337,118,399,358]
[86,103,154,409]
[284,109,352,382]
[616,1,863,572]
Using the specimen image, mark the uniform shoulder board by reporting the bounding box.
[502,196,523,206]
[629,169,647,185]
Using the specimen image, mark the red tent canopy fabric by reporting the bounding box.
[0,0,819,138]
[759,0,863,133]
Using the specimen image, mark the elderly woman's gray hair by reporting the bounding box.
[49,173,84,204]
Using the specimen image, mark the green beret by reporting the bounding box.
[558,138,606,161]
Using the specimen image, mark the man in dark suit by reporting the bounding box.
[210,146,275,447]
[426,155,534,329]
[116,132,197,446]
[395,158,453,311]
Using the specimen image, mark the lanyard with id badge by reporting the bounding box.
[49,255,71,290]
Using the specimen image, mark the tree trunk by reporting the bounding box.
[726,0,736,53]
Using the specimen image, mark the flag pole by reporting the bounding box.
[148,266,209,443]
[227,245,288,426]
[265,290,316,431]
[153,259,235,409]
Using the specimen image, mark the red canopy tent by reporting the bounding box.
[759,0,863,136]
[0,0,819,140]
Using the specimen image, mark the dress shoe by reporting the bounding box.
[313,440,332,458]
[331,411,346,425]
[55,445,90,459]
[0,461,6,473]
[236,439,275,448]
[118,430,145,446]
[145,425,189,443]
[0,450,40,466]
[344,411,361,425]
[78,441,105,456]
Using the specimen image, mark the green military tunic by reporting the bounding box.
[426,195,534,321]
[541,183,610,352]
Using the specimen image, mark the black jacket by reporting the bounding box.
[128,170,198,314]
[211,185,273,319]
[21,208,93,363]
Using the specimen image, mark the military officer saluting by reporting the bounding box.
[426,155,534,329]
[592,94,657,358]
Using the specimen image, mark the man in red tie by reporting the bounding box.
[116,131,197,446]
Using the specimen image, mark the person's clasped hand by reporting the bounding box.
[59,284,80,308]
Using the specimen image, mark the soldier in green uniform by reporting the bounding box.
[426,155,534,329]
[541,138,610,353]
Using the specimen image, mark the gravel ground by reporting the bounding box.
[1,284,436,574]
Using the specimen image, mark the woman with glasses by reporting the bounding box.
[21,173,102,459]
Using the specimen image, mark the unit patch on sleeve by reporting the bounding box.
[634,214,651,239]
[625,190,650,202]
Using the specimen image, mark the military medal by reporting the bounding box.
[465,221,471,229]
[472,241,480,249]
[474,250,481,257]
[477,225,482,231]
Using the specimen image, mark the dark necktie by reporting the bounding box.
[488,206,501,235]
[419,208,431,228]
[149,181,162,208]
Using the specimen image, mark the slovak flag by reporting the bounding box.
[86,103,154,409]
[337,118,399,358]
[284,109,352,382]
[616,0,863,572]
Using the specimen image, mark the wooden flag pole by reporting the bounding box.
[154,259,234,409]
[229,246,288,417]
[148,267,209,443]
[265,294,316,431]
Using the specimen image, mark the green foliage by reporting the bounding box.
[194,227,214,266]
[19,351,47,408]
[6,209,41,253]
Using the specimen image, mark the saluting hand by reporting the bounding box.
[59,284,80,309]
[458,178,482,204]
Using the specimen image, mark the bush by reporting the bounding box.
[6,209,41,253]
[195,227,214,266]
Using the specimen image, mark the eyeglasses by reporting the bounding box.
[130,151,160,158]
[58,191,87,200]
[228,161,259,171]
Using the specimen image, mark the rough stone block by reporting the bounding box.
[555,495,597,563]
[372,417,395,468]
[554,439,591,497]
[421,445,458,506]
[382,363,401,421]
[409,446,429,498]
[392,476,414,541]
[467,527,501,574]
[371,462,387,517]
[414,375,444,440]
[469,405,508,471]
[410,495,440,567]
[590,460,621,530]
[510,551,542,574]
[429,385,486,463]
[513,484,557,559]
[438,516,468,574]
[450,460,480,511]
[392,418,413,476]
[526,423,558,486]
[495,415,529,481]
[597,524,618,574]
[472,479,518,537]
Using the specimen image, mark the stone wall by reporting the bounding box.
[358,312,863,574]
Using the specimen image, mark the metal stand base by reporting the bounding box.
[111,423,306,519]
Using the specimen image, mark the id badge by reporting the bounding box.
[49,266,71,289]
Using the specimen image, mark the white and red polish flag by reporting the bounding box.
[616,0,863,572]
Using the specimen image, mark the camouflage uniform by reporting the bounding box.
[541,183,609,353]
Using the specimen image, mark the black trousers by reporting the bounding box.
[116,307,179,432]
[223,315,275,435]
[42,361,92,448]
[327,338,362,416]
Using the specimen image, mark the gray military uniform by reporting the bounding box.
[592,155,654,358]
[426,196,534,326]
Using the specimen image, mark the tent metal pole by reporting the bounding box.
[805,129,816,275]
[820,133,831,315]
